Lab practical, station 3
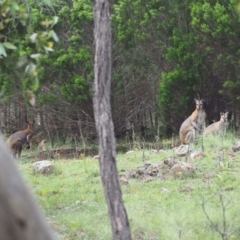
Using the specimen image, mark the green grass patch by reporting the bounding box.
[19,133,240,239]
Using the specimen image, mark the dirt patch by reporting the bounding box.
[38,148,98,160]
[37,145,142,160]
[129,158,196,181]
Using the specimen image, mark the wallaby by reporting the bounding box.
[179,98,205,145]
[203,112,229,136]
[6,119,35,159]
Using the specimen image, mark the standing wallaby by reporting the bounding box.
[6,119,35,159]
[203,112,229,136]
[179,98,205,145]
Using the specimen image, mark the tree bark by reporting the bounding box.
[0,138,57,240]
[93,0,132,239]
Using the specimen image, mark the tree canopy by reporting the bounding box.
[1,0,240,140]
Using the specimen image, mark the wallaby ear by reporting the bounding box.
[220,112,224,116]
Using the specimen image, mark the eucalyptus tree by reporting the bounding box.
[94,0,132,238]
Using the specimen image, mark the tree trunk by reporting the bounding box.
[0,139,57,240]
[93,0,132,239]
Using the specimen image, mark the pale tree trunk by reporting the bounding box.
[0,138,57,240]
[93,0,132,239]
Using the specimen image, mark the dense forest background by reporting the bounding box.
[1,0,240,145]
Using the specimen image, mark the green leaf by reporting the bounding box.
[25,90,36,106]
[44,46,54,53]
[3,42,17,50]
[0,44,7,57]
[31,78,39,91]
[30,53,42,59]
[30,33,38,43]
[25,62,36,73]
[53,16,59,26]
[50,30,59,42]
[43,0,52,6]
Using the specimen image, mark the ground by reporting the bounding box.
[19,133,240,240]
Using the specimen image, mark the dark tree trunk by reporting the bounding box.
[0,139,57,240]
[93,0,132,239]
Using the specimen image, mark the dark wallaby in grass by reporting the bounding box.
[6,119,35,159]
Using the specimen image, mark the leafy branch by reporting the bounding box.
[0,0,59,105]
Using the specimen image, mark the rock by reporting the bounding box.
[93,155,99,159]
[33,160,53,174]
[164,158,177,168]
[129,162,160,179]
[146,165,159,176]
[175,145,192,156]
[130,167,145,178]
[170,162,196,177]
[190,151,204,161]
[142,176,154,183]
[156,162,164,169]
[135,167,145,176]
[126,150,135,154]
[232,141,240,152]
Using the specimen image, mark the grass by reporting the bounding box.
[18,132,240,240]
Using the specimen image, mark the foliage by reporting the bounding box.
[190,0,240,106]
[35,0,93,107]
[159,30,204,108]
[0,0,59,107]
[2,0,240,140]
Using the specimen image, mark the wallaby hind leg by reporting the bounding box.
[17,145,23,159]
[185,129,195,144]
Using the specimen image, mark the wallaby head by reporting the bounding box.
[26,119,34,131]
[220,112,229,123]
[194,98,204,110]
[6,119,35,159]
